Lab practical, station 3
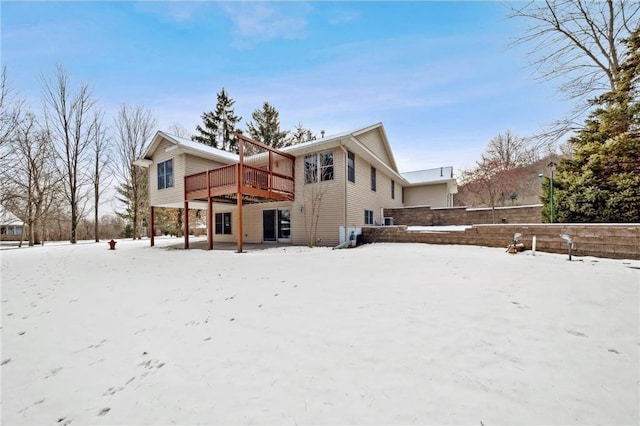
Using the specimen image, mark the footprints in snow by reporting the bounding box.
[103,352,165,398]
[565,329,622,355]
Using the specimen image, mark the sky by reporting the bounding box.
[1,1,574,173]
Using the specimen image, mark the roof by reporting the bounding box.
[140,124,408,183]
[141,131,239,164]
[0,207,24,226]
[283,122,402,176]
[401,167,455,185]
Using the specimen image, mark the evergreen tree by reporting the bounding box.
[192,88,242,152]
[287,122,317,145]
[246,102,289,148]
[547,29,640,223]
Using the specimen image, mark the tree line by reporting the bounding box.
[0,65,158,246]
[0,68,318,246]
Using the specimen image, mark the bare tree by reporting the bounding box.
[0,67,23,176]
[114,103,156,240]
[167,122,191,139]
[41,65,97,243]
[483,130,537,170]
[460,160,529,223]
[4,114,61,246]
[90,110,111,242]
[301,153,332,247]
[510,0,640,141]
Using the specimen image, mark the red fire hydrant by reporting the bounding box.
[108,239,117,250]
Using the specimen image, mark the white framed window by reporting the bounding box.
[364,209,374,225]
[157,159,173,189]
[305,151,334,183]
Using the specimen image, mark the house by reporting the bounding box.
[136,122,457,250]
[401,167,457,209]
[0,207,24,240]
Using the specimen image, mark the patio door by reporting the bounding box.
[263,209,291,243]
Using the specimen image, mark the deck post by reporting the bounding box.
[150,206,155,247]
[237,194,243,253]
[207,197,213,250]
[237,137,244,253]
[184,201,189,249]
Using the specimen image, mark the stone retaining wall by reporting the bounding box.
[362,224,640,260]
[384,204,543,226]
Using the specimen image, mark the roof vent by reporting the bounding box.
[321,130,325,138]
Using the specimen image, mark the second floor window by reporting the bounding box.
[305,151,334,183]
[157,159,173,190]
[391,180,395,200]
[371,167,376,191]
[347,151,355,183]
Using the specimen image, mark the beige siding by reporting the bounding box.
[149,142,228,208]
[149,140,185,207]
[237,200,293,244]
[404,184,449,207]
[185,154,226,175]
[345,151,404,227]
[356,128,392,166]
[291,149,345,246]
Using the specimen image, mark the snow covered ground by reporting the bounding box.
[1,237,638,425]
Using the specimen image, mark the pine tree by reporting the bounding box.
[287,122,317,145]
[192,88,242,152]
[548,29,640,222]
[246,102,289,148]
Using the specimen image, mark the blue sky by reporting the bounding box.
[2,1,572,173]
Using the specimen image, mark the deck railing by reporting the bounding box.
[185,164,294,200]
[210,164,237,189]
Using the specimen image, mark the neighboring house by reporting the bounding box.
[401,167,458,208]
[136,122,457,249]
[0,207,24,240]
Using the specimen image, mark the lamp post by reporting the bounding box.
[548,161,557,223]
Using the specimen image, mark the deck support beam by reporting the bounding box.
[237,138,244,253]
[207,197,213,250]
[184,201,189,249]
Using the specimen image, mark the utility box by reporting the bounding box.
[338,226,362,246]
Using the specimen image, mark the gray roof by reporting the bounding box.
[401,167,455,184]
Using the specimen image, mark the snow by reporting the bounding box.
[1,238,638,425]
[407,225,472,232]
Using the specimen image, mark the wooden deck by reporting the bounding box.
[184,134,295,204]
[178,133,296,253]
[184,163,294,204]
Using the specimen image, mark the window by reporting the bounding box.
[391,180,395,200]
[320,152,334,181]
[371,167,376,191]
[364,210,374,225]
[402,187,405,204]
[157,159,173,189]
[215,212,231,235]
[347,151,355,183]
[305,151,334,183]
[304,154,317,183]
